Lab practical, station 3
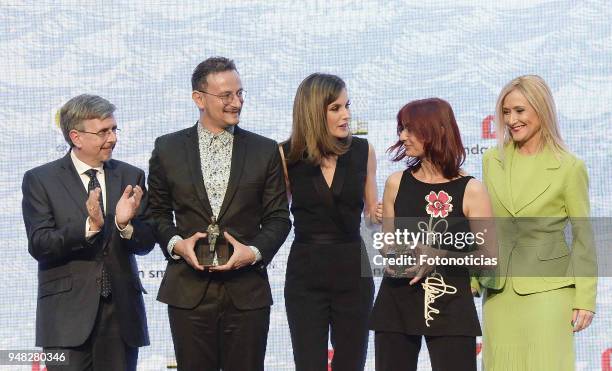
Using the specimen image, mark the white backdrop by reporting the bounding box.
[1,1,610,370]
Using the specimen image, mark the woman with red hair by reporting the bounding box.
[369,98,495,371]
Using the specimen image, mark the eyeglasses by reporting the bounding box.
[195,90,246,105]
[77,127,120,140]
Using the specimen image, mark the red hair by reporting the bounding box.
[388,98,465,178]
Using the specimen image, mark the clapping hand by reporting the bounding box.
[115,185,143,229]
[86,188,104,230]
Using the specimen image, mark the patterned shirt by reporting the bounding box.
[168,123,260,263]
[197,124,234,218]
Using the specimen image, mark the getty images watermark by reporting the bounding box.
[361,217,605,279]
[363,217,499,279]
[371,228,498,269]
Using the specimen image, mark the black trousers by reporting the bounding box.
[45,295,138,371]
[168,278,270,371]
[285,241,375,371]
[375,332,476,371]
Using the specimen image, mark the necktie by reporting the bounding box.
[84,169,105,216]
[84,169,111,298]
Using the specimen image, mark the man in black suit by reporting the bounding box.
[148,56,290,371]
[22,94,155,371]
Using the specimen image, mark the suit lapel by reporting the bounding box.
[313,166,334,207]
[217,126,246,221]
[103,160,121,218]
[57,153,88,218]
[101,160,122,248]
[487,146,514,216]
[331,146,350,198]
[310,146,351,233]
[513,147,558,214]
[184,124,213,221]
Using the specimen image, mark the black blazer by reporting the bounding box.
[148,124,291,310]
[21,153,155,348]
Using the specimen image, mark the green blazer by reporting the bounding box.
[479,144,596,312]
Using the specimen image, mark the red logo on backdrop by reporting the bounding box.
[32,361,46,371]
[482,115,496,139]
[476,342,482,355]
[603,348,612,371]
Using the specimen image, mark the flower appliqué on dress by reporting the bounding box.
[425,190,453,218]
[420,189,457,327]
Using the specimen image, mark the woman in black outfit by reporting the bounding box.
[280,73,381,371]
[369,98,495,371]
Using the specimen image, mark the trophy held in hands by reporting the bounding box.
[196,217,233,267]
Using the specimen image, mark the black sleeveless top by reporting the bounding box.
[282,137,368,243]
[369,170,482,336]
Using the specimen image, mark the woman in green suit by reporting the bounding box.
[480,75,596,371]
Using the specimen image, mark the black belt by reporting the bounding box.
[294,232,361,245]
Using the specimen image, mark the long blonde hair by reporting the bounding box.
[285,73,351,165]
[495,75,567,157]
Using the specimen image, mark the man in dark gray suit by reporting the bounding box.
[22,94,155,370]
[148,57,291,370]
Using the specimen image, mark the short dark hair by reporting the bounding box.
[191,57,237,91]
[388,98,466,179]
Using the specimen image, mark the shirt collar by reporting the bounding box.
[197,122,234,146]
[70,150,104,175]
